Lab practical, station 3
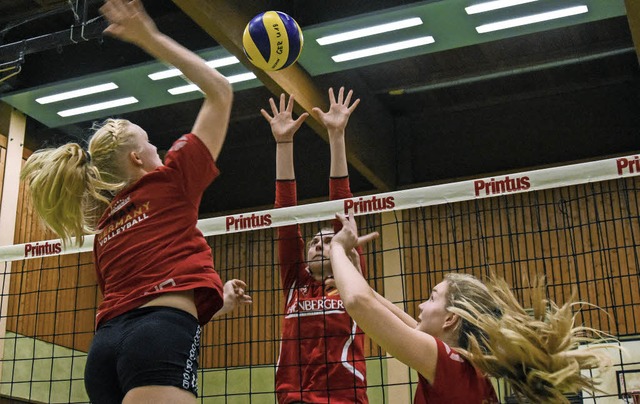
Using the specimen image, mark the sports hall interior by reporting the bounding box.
[0,0,639,402]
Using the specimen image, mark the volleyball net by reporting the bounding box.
[1,154,639,403]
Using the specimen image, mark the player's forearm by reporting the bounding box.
[276,142,295,180]
[330,244,374,309]
[329,131,348,177]
[372,289,418,328]
[139,32,231,102]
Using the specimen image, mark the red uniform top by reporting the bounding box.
[414,338,498,404]
[93,134,224,328]
[275,178,368,404]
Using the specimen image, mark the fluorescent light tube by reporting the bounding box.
[168,84,199,95]
[332,36,435,62]
[36,83,118,104]
[317,17,423,45]
[476,5,588,33]
[57,97,138,117]
[227,72,257,84]
[149,56,240,80]
[465,0,538,15]
[168,72,257,95]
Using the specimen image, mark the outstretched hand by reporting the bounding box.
[222,279,252,312]
[312,87,360,137]
[100,0,158,46]
[333,212,379,252]
[261,93,309,143]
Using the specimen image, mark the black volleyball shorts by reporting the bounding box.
[84,306,201,404]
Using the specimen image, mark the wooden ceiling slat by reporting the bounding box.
[625,0,640,64]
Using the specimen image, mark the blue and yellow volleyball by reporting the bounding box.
[242,11,304,71]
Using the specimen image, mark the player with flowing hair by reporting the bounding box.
[329,212,614,404]
[260,87,369,403]
[20,1,251,403]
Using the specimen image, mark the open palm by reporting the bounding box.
[261,93,309,143]
[313,87,360,136]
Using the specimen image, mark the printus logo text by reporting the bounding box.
[344,196,395,214]
[226,213,272,231]
[616,156,640,175]
[474,176,530,197]
[25,241,62,258]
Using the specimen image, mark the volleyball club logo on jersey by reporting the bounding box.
[97,199,151,246]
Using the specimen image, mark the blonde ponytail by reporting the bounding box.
[21,118,137,245]
[444,274,613,403]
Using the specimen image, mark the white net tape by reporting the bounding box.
[1,153,639,262]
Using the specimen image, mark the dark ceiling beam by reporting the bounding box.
[626,0,640,64]
[171,0,395,191]
[0,16,106,65]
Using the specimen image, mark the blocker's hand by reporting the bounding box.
[312,87,360,136]
[333,212,379,251]
[261,93,309,143]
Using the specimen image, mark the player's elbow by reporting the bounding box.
[216,79,234,106]
[342,289,374,318]
[203,75,233,107]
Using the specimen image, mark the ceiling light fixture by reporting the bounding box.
[57,97,139,117]
[332,36,435,62]
[316,17,424,45]
[168,72,257,95]
[168,85,198,96]
[148,56,240,80]
[476,5,588,33]
[465,0,538,15]
[227,72,257,84]
[36,83,119,104]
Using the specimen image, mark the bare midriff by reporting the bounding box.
[140,289,198,319]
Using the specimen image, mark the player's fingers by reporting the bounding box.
[357,231,380,246]
[260,109,273,122]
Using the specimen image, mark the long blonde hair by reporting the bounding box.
[444,273,612,403]
[21,118,139,245]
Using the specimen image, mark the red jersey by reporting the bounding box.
[414,338,498,404]
[93,134,224,328]
[275,178,368,404]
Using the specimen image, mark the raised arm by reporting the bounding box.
[262,94,309,289]
[100,0,233,160]
[312,87,360,178]
[330,213,439,383]
[261,93,308,181]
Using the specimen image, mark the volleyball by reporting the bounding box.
[242,11,304,71]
